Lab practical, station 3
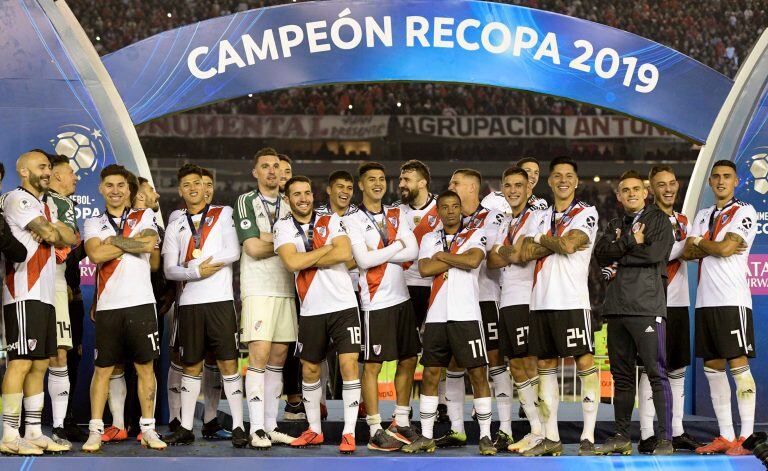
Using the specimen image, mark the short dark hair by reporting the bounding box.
[712,160,737,173]
[437,189,461,205]
[100,164,133,182]
[502,166,529,181]
[48,154,70,168]
[284,175,312,194]
[200,167,214,180]
[549,156,578,173]
[328,170,353,186]
[278,154,293,165]
[254,147,279,164]
[177,163,203,183]
[358,161,386,178]
[0,162,4,181]
[453,168,482,186]
[619,170,643,184]
[400,159,430,185]
[649,165,676,181]
[128,173,140,204]
[516,157,540,168]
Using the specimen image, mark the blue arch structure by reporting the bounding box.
[2,0,768,425]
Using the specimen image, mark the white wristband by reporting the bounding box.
[693,236,703,247]
[534,233,543,244]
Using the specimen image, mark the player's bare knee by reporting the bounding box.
[267,343,289,366]
[247,341,270,368]
[7,359,33,376]
[538,358,557,370]
[217,359,238,376]
[575,353,594,371]
[704,359,726,371]
[508,360,527,382]
[183,361,204,376]
[301,360,321,382]
[338,353,359,380]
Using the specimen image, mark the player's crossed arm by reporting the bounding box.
[518,229,589,263]
[110,228,158,254]
[315,234,353,268]
[27,216,75,248]
[276,243,333,272]
[684,232,747,259]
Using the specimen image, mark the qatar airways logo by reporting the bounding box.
[748,254,768,294]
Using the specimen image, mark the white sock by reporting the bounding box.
[342,380,361,436]
[48,366,70,428]
[419,395,439,439]
[445,370,465,433]
[245,367,265,433]
[222,373,244,430]
[202,363,221,423]
[168,363,183,422]
[515,379,542,435]
[490,366,513,435]
[474,396,492,440]
[139,417,156,434]
[180,374,202,431]
[638,371,655,440]
[302,380,323,434]
[89,418,105,434]
[732,365,756,439]
[265,365,284,432]
[108,373,127,430]
[367,413,382,435]
[704,367,735,441]
[394,405,411,427]
[538,367,560,442]
[578,366,599,443]
[23,392,44,438]
[2,393,22,440]
[668,368,686,437]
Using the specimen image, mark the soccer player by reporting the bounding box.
[402,190,494,455]
[487,167,544,453]
[278,154,293,194]
[235,148,297,448]
[684,160,757,455]
[636,165,703,452]
[482,157,548,214]
[442,169,510,451]
[82,165,164,452]
[593,170,674,456]
[273,176,361,454]
[319,170,359,289]
[342,162,419,451]
[162,164,247,447]
[41,153,79,447]
[514,156,600,457]
[1,151,76,455]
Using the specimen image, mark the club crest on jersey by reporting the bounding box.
[560,215,572,226]
[455,236,465,246]
[373,345,382,355]
[27,339,37,351]
[317,226,327,238]
[127,219,137,228]
[721,214,731,225]
[413,216,421,224]
[632,222,642,233]
[296,342,303,353]
[428,215,437,226]
[388,216,398,227]
[253,320,262,332]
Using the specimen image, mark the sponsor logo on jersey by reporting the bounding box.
[742,217,754,230]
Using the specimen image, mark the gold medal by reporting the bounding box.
[443,272,448,280]
[192,248,203,259]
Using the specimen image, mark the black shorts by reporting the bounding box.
[361,300,419,362]
[177,301,239,365]
[530,309,594,360]
[94,303,160,367]
[666,306,691,369]
[169,304,181,352]
[421,321,488,369]
[407,285,430,329]
[3,300,57,360]
[479,301,500,352]
[695,306,755,361]
[499,304,531,359]
[296,307,361,363]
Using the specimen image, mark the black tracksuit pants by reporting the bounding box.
[607,315,672,440]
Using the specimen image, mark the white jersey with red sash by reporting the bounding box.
[2,188,58,306]
[83,208,157,311]
[273,211,357,316]
[399,195,442,286]
[690,200,757,309]
[418,227,485,323]
[666,211,691,308]
[463,206,504,302]
[343,205,410,311]
[496,207,542,308]
[530,201,598,311]
[162,205,238,306]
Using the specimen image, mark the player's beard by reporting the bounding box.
[29,172,49,193]
[400,186,418,204]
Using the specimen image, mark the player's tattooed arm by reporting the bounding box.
[517,237,553,263]
[692,232,748,258]
[536,229,590,256]
[27,216,68,248]
[111,229,158,254]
